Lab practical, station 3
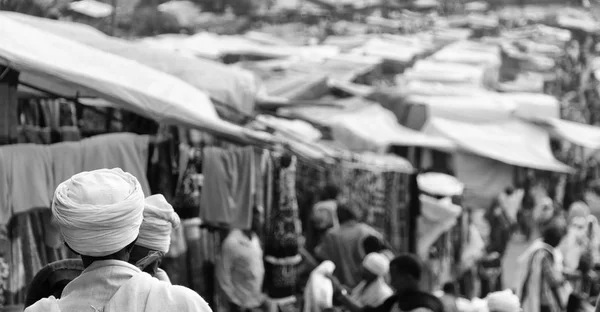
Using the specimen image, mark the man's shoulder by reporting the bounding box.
[398,291,444,312]
[24,296,60,312]
[146,277,212,310]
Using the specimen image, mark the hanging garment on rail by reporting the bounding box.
[5,209,71,305]
[48,141,83,189]
[0,144,53,225]
[200,146,255,229]
[80,133,151,196]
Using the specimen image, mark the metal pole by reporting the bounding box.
[110,0,117,35]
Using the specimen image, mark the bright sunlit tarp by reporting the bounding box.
[2,12,259,115]
[425,117,573,173]
[523,116,600,150]
[328,104,455,152]
[285,98,454,153]
[0,15,244,138]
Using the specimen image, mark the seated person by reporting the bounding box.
[351,253,394,308]
[335,254,444,312]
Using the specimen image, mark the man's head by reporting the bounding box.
[361,252,390,282]
[52,168,145,267]
[389,254,422,292]
[442,282,457,296]
[542,218,567,248]
[363,235,386,255]
[129,194,180,274]
[337,202,359,224]
[321,184,340,201]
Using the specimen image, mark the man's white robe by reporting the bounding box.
[25,260,211,312]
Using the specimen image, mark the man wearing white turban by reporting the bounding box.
[128,194,180,283]
[350,253,394,308]
[25,168,211,312]
[487,290,521,312]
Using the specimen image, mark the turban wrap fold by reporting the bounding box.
[487,290,521,312]
[363,252,390,277]
[52,168,145,257]
[136,194,181,253]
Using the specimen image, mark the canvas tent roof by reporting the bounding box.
[0,15,246,139]
[2,12,259,115]
[425,117,572,173]
[522,116,600,150]
[283,98,455,152]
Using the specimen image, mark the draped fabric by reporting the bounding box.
[295,160,333,253]
[173,146,203,220]
[337,164,411,253]
[264,154,302,300]
[5,209,74,305]
[265,155,302,258]
[16,99,80,145]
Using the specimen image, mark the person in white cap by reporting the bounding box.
[25,168,211,312]
[128,194,180,283]
[487,290,521,312]
[350,253,394,308]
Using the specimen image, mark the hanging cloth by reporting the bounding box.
[79,133,151,196]
[0,144,53,225]
[200,146,255,229]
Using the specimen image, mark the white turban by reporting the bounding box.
[52,168,145,257]
[136,194,181,253]
[363,252,390,276]
[487,290,521,312]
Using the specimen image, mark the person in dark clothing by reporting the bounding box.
[481,193,514,297]
[335,254,445,312]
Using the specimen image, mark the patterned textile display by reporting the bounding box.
[337,163,411,253]
[294,159,337,253]
[5,208,73,305]
[265,155,302,259]
[16,99,80,144]
[0,225,8,308]
[264,257,301,300]
[295,160,330,232]
[173,147,203,219]
[264,153,302,300]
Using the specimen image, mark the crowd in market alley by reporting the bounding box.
[6,1,600,312]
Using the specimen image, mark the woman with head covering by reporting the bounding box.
[517,220,569,312]
[128,194,181,283]
[559,202,591,273]
[25,168,211,312]
[350,253,394,308]
[304,261,336,312]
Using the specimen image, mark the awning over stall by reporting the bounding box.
[522,116,600,150]
[2,12,259,115]
[425,117,573,173]
[0,15,246,139]
[285,98,455,152]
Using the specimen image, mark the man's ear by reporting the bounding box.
[126,238,139,253]
[64,241,80,256]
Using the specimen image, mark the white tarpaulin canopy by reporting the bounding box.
[523,116,600,150]
[0,15,245,139]
[2,12,259,115]
[425,117,573,173]
[328,104,455,152]
[284,98,454,153]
